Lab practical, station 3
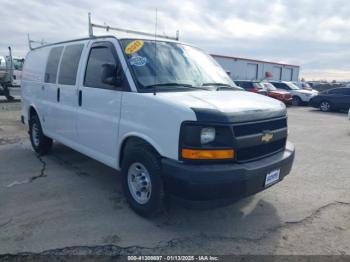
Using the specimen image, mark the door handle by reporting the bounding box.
[78,90,82,106]
[57,88,60,102]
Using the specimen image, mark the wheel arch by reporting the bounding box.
[118,134,163,170]
[28,104,39,122]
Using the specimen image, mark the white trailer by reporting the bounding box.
[212,54,300,82]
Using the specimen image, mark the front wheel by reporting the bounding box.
[320,101,331,112]
[29,115,53,155]
[121,144,164,217]
[292,96,302,106]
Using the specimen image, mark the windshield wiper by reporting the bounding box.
[143,83,209,94]
[201,83,232,87]
[143,83,194,88]
[201,82,238,91]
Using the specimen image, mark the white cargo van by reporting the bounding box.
[21,30,295,216]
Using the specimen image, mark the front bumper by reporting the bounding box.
[283,97,293,105]
[162,142,295,204]
[301,95,317,103]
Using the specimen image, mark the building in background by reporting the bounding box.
[212,54,300,81]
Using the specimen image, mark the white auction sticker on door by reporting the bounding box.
[265,169,280,187]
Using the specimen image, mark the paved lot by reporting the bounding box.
[0,102,350,255]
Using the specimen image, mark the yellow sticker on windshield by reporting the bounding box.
[125,40,144,55]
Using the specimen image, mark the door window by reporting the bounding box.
[58,44,84,85]
[45,46,63,83]
[328,88,345,95]
[84,46,119,90]
[235,81,253,89]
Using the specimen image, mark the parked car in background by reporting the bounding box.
[309,88,350,112]
[260,81,293,105]
[293,81,313,90]
[270,81,318,106]
[233,80,267,95]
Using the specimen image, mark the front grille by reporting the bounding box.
[233,117,287,137]
[236,138,286,162]
[233,117,288,162]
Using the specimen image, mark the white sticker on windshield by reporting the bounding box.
[129,55,147,67]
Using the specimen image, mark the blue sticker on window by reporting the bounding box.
[129,55,147,66]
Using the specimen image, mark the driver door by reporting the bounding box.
[76,41,129,168]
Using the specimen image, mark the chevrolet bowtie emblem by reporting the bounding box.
[261,131,273,143]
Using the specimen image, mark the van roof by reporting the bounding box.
[30,34,185,51]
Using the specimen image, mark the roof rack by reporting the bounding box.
[88,12,179,41]
[27,34,48,50]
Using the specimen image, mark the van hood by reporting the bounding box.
[154,90,287,123]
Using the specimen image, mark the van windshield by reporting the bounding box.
[120,39,239,91]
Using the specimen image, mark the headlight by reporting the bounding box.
[180,123,234,160]
[200,127,216,144]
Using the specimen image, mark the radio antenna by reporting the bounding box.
[153,8,158,95]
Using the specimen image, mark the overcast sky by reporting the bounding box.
[1,0,349,81]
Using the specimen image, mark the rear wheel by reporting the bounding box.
[121,144,164,217]
[29,114,52,155]
[320,101,331,112]
[292,96,302,106]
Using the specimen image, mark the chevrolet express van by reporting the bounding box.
[21,35,295,216]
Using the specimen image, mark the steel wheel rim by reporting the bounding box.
[32,123,40,147]
[127,162,152,204]
[320,102,330,111]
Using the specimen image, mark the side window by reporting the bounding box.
[274,83,286,89]
[328,89,342,95]
[234,81,242,87]
[239,82,251,89]
[58,44,84,85]
[45,46,63,83]
[84,46,118,90]
[243,82,251,88]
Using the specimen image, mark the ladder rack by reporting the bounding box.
[27,34,48,50]
[88,13,179,41]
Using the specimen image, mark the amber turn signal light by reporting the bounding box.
[182,149,234,160]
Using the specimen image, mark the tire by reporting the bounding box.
[121,144,164,217]
[29,114,53,155]
[292,96,302,106]
[319,100,331,112]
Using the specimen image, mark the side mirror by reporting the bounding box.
[101,63,123,86]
